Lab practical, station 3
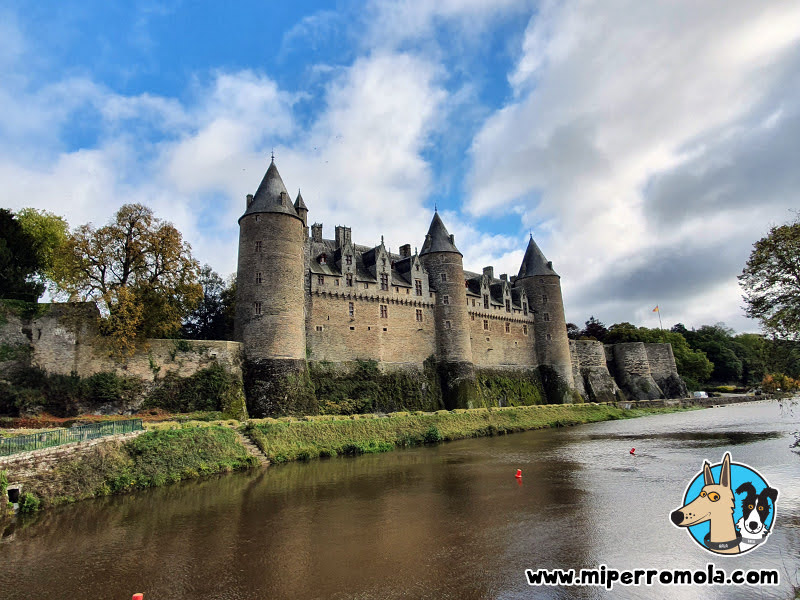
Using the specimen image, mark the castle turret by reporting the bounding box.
[236,158,310,415]
[294,190,308,228]
[419,212,477,408]
[515,236,575,402]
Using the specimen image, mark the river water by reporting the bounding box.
[1,401,798,599]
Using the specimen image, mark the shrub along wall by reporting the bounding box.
[308,359,442,415]
[474,368,546,407]
[0,364,247,419]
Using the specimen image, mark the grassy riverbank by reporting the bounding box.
[14,427,258,510]
[245,404,691,463]
[3,403,695,516]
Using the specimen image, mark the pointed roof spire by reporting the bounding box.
[419,212,461,256]
[294,188,307,211]
[240,158,300,221]
[517,236,558,278]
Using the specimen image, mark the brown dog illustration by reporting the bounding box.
[670,453,740,554]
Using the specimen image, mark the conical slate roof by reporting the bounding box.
[517,236,558,278]
[294,189,307,211]
[419,212,461,256]
[240,159,300,221]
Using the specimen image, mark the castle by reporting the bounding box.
[235,159,687,414]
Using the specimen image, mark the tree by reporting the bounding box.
[566,322,581,339]
[16,208,69,291]
[182,266,235,340]
[739,217,800,340]
[54,204,202,354]
[0,209,43,301]
[683,324,743,384]
[581,316,608,342]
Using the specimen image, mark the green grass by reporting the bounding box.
[16,427,259,508]
[245,404,691,463]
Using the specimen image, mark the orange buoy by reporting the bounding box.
[515,469,522,478]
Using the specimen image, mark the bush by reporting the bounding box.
[18,491,41,513]
[144,363,245,417]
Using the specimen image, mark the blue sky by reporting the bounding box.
[2,0,799,333]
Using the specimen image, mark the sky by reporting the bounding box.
[1,0,798,334]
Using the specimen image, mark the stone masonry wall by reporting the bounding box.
[0,431,145,490]
[610,342,663,400]
[306,291,436,364]
[470,311,534,367]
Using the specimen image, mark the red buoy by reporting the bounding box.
[630,448,636,456]
[515,469,522,478]
[132,595,144,600]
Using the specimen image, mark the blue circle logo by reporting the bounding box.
[670,453,778,555]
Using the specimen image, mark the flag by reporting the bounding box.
[652,305,659,312]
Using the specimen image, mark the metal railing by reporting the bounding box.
[0,419,144,457]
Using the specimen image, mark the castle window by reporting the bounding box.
[542,295,548,304]
[346,255,352,265]
[544,313,550,322]
[523,324,528,335]
[406,288,409,295]
[471,299,475,307]
[315,325,323,332]
[318,275,324,285]
[395,286,399,293]
[319,254,327,265]
[470,314,475,321]
[350,326,355,330]
[445,320,451,329]
[483,294,489,309]
[381,273,389,291]
[416,309,423,322]
[416,264,420,271]
[349,302,354,317]
[364,283,369,289]
[255,241,262,252]
[441,273,447,282]
[505,300,511,313]
[255,215,260,222]
[483,319,489,331]
[415,279,422,296]
[546,333,552,340]
[505,322,510,333]
[335,279,340,286]
[382,257,386,266]
[380,305,388,319]
[442,295,449,305]
[523,302,528,316]
[255,272,262,284]
[253,302,261,315]
[429,292,433,298]
[346,274,353,287]
[466,297,469,306]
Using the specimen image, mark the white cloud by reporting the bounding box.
[468,0,800,331]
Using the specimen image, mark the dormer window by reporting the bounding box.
[416,263,420,271]
[319,254,327,265]
[505,300,511,313]
[346,255,352,265]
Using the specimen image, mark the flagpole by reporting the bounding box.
[654,305,664,341]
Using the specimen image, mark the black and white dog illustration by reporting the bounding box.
[735,482,778,551]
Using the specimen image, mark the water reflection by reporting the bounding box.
[0,401,797,600]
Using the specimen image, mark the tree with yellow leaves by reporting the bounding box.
[54,204,202,355]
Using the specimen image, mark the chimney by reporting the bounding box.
[335,226,351,248]
[500,274,508,281]
[311,223,323,242]
[510,276,517,284]
[483,266,494,280]
[399,244,411,258]
[547,261,553,270]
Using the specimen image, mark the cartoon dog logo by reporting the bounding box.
[670,453,777,555]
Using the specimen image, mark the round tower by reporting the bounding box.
[419,212,477,409]
[236,158,310,416]
[515,236,576,403]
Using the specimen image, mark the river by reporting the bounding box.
[1,400,798,599]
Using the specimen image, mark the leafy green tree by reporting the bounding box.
[54,204,202,354]
[16,208,69,290]
[566,322,581,339]
[581,316,608,342]
[683,324,743,384]
[0,209,43,301]
[739,216,800,340]
[182,266,235,340]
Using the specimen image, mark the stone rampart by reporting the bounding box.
[572,340,620,402]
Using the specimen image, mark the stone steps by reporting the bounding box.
[234,430,269,466]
